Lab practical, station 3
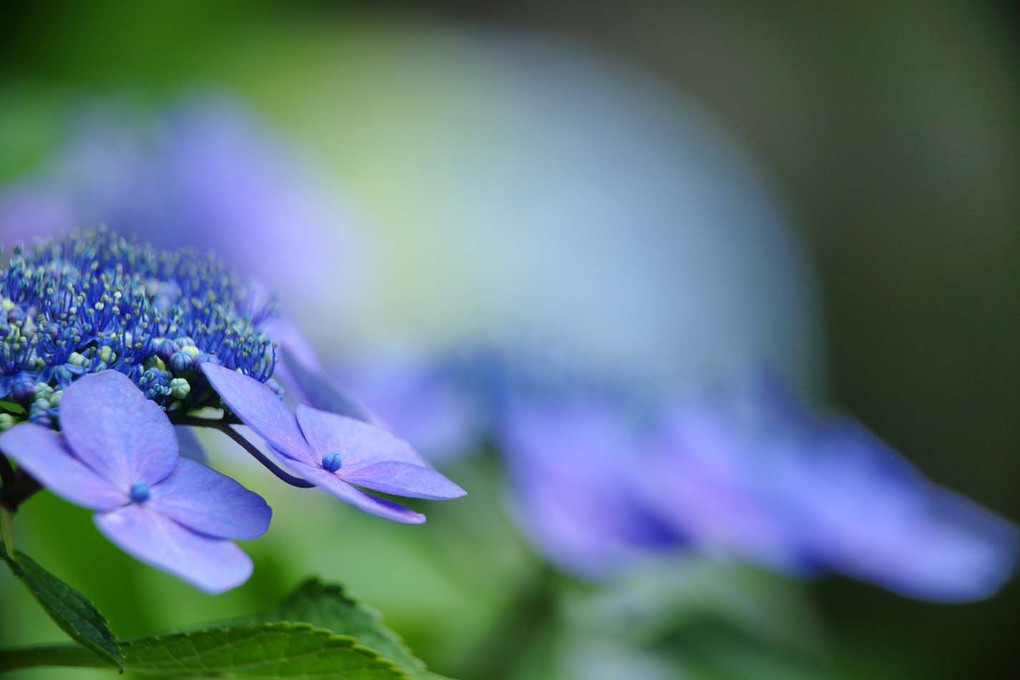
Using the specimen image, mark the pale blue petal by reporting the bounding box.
[295,404,428,469]
[59,371,178,489]
[175,426,207,463]
[277,457,425,525]
[149,458,272,540]
[95,504,253,594]
[341,462,466,500]
[201,363,314,464]
[0,424,125,511]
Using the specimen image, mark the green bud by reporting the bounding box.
[0,414,15,431]
[169,378,191,400]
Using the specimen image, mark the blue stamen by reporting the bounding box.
[321,452,343,472]
[129,482,151,503]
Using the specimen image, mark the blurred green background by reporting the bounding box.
[1,2,1018,679]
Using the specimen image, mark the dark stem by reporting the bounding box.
[179,418,314,489]
[0,454,15,487]
[0,467,42,513]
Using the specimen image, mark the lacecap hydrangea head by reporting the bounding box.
[0,228,277,427]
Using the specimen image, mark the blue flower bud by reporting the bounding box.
[129,482,151,504]
[156,338,180,361]
[321,452,343,472]
[12,376,34,401]
[170,351,194,373]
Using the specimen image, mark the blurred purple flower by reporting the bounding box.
[202,363,466,525]
[0,371,271,593]
[500,399,682,579]
[0,96,366,320]
[638,389,1018,601]
[499,379,1018,601]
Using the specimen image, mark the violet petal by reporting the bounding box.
[294,404,428,469]
[95,504,253,594]
[201,363,314,464]
[342,462,466,500]
[0,423,125,511]
[149,457,271,540]
[277,457,426,525]
[59,371,178,489]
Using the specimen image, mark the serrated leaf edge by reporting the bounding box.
[120,622,413,679]
[289,579,428,672]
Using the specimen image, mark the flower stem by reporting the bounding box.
[0,466,42,514]
[0,454,15,487]
[179,419,314,489]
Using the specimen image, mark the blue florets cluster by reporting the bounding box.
[0,229,278,427]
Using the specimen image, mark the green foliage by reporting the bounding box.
[249,579,450,680]
[0,552,454,679]
[0,401,26,416]
[119,623,405,679]
[0,539,122,667]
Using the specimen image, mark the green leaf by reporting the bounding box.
[119,622,406,678]
[0,623,409,678]
[0,539,122,667]
[0,400,26,415]
[250,579,450,680]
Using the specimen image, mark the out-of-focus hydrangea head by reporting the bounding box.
[498,376,1018,602]
[0,96,369,346]
[0,371,271,593]
[500,396,682,579]
[300,33,824,399]
[764,416,1020,602]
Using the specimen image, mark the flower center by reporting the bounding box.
[321,452,343,473]
[129,482,151,504]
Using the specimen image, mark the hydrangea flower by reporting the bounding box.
[634,389,1020,601]
[201,363,466,524]
[498,379,1018,602]
[0,371,271,593]
[500,399,682,578]
[0,229,466,590]
[0,228,278,422]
